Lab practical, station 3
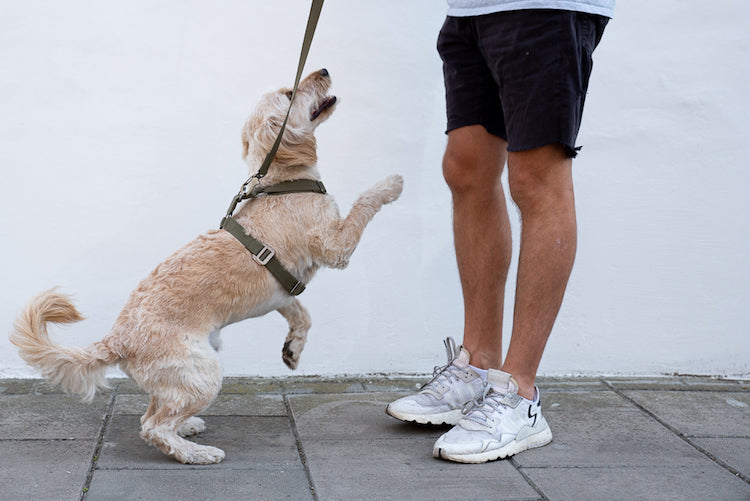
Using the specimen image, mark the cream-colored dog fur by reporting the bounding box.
[10,69,403,464]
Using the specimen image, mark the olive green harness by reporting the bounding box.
[219,180,326,296]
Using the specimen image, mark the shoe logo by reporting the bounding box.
[527,404,538,427]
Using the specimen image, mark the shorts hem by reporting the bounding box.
[445,122,508,141]
[507,141,581,158]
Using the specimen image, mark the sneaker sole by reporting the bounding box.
[385,405,462,426]
[433,426,553,463]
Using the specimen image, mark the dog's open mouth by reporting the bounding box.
[311,96,337,121]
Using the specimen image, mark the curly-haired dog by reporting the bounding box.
[10,69,403,464]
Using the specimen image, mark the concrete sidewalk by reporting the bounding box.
[1,376,748,501]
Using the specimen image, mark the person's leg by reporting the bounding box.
[442,125,512,371]
[433,142,572,462]
[502,143,576,399]
[385,16,511,426]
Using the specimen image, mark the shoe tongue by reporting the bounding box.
[453,347,470,368]
[487,369,518,395]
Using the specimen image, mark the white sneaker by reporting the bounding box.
[433,369,552,463]
[386,337,485,425]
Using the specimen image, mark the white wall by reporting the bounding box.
[1,0,748,379]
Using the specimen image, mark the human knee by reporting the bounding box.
[508,149,574,214]
[442,147,503,196]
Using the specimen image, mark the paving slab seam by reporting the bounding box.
[691,434,750,439]
[519,464,723,470]
[80,382,120,500]
[283,394,319,501]
[2,437,79,442]
[508,456,549,501]
[602,379,750,485]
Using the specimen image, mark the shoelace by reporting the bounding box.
[421,337,463,393]
[423,363,466,393]
[460,383,508,427]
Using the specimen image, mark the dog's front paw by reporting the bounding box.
[282,338,305,370]
[374,174,404,205]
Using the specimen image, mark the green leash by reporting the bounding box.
[221,0,325,227]
[220,0,326,296]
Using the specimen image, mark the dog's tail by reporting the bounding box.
[10,289,121,402]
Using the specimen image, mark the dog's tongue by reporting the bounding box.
[311,96,337,120]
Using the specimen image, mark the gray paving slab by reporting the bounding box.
[603,377,691,391]
[113,392,287,416]
[623,390,750,437]
[537,377,609,392]
[0,439,94,501]
[98,415,301,470]
[220,377,285,394]
[523,464,750,501]
[0,394,109,439]
[515,390,711,468]
[86,468,312,500]
[692,437,750,477]
[282,377,368,394]
[289,392,539,500]
[0,376,747,501]
[289,392,445,441]
[679,376,750,391]
[302,438,539,501]
[361,376,425,393]
[0,378,37,394]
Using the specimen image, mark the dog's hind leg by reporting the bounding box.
[138,347,223,464]
[278,299,311,370]
[177,416,206,437]
[140,402,222,464]
[141,395,158,425]
[141,395,204,435]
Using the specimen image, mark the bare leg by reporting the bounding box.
[503,144,577,399]
[442,125,511,371]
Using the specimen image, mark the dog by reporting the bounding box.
[9,69,403,464]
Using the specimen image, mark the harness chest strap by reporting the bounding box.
[222,216,306,296]
[220,179,327,296]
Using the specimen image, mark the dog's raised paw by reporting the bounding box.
[282,339,302,370]
[378,174,404,204]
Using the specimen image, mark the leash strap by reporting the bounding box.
[221,0,325,228]
[222,216,306,296]
[219,0,325,297]
[256,0,324,180]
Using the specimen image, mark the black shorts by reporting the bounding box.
[437,9,608,157]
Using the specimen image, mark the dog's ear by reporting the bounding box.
[241,123,250,159]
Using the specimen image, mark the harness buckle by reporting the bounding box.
[252,245,275,266]
[241,177,262,199]
[289,281,306,296]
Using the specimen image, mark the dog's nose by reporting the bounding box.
[320,68,329,77]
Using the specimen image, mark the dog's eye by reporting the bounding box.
[284,90,293,100]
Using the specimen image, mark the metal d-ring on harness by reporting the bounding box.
[219,0,325,297]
